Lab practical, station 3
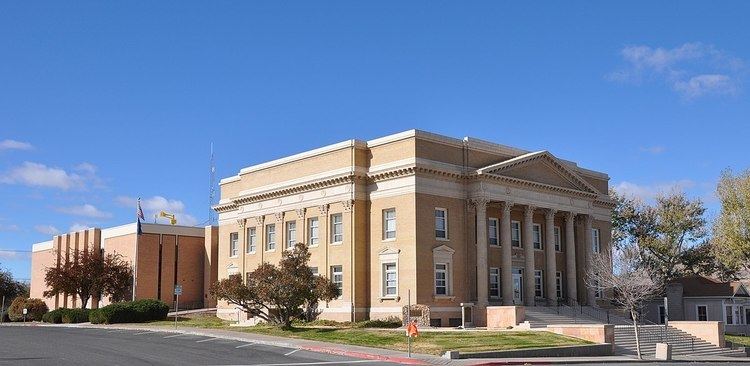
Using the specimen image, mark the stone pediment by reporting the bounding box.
[477,151,600,194]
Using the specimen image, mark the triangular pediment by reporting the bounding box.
[477,151,600,194]
[735,284,749,297]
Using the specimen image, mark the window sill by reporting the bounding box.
[436,237,450,242]
[381,238,396,243]
[265,249,276,253]
[378,296,400,302]
[308,244,320,248]
[433,295,456,301]
[246,251,256,255]
[330,242,343,246]
[489,244,501,248]
[229,255,239,259]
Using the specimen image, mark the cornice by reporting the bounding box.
[472,172,599,200]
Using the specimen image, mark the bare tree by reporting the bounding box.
[587,245,663,359]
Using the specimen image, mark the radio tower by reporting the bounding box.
[207,142,217,225]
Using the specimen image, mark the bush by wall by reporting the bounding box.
[8,297,48,322]
[43,308,91,324]
[89,299,169,324]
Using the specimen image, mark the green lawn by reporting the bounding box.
[146,315,589,355]
[727,335,750,347]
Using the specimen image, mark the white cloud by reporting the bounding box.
[56,204,112,219]
[0,250,30,260]
[0,162,85,190]
[0,223,20,232]
[639,146,666,155]
[116,195,198,226]
[34,225,60,236]
[607,42,744,99]
[0,139,33,151]
[613,180,696,202]
[69,223,91,232]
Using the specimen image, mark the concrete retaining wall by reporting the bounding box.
[456,343,613,359]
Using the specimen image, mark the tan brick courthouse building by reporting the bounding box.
[214,130,613,326]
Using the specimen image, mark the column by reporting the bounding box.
[472,197,489,307]
[237,219,246,281]
[544,209,557,305]
[523,205,536,306]
[500,201,514,305]
[564,212,577,304]
[583,214,595,306]
[296,208,306,247]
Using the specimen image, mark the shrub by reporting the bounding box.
[62,308,90,323]
[88,299,169,324]
[354,316,402,329]
[8,297,48,322]
[42,308,65,324]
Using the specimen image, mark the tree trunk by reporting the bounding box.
[631,309,642,360]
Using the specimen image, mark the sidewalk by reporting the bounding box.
[6,322,750,365]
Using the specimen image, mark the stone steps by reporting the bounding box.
[614,326,747,358]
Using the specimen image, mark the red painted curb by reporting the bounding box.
[301,345,429,365]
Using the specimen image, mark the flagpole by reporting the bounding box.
[132,198,140,301]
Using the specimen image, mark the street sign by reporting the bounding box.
[174,284,183,296]
[22,308,27,315]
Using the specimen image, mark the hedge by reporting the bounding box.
[8,297,48,322]
[89,299,170,324]
[43,308,91,324]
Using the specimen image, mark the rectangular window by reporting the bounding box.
[247,227,257,253]
[592,228,601,253]
[489,267,500,298]
[331,214,343,243]
[435,208,448,239]
[658,305,666,324]
[383,263,397,296]
[310,267,318,276]
[488,218,499,246]
[435,263,448,295]
[511,221,521,247]
[727,306,734,325]
[331,265,343,298]
[554,226,562,252]
[383,209,396,240]
[534,270,544,298]
[308,217,319,246]
[286,221,297,249]
[697,305,708,321]
[265,224,276,251]
[229,232,238,257]
[533,224,543,250]
[556,271,563,299]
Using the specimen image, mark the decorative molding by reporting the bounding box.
[318,204,329,216]
[342,200,354,212]
[274,212,285,222]
[564,211,576,222]
[524,205,536,218]
[501,201,514,214]
[545,208,557,220]
[236,219,246,229]
[469,197,489,210]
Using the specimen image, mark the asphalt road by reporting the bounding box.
[0,326,394,366]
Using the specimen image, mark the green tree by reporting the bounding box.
[0,266,27,300]
[712,169,750,272]
[44,248,133,309]
[211,243,339,327]
[611,190,711,282]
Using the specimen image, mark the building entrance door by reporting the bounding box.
[512,272,523,305]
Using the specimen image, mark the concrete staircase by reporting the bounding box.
[614,325,747,358]
[521,306,605,328]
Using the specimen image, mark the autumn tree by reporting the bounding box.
[44,248,133,309]
[0,266,27,300]
[611,189,712,282]
[211,243,339,327]
[712,169,750,272]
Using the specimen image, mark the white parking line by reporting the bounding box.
[133,331,158,335]
[163,334,184,338]
[211,361,373,366]
[196,337,217,343]
[283,349,300,356]
[235,343,254,349]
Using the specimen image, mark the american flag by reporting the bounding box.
[137,198,145,221]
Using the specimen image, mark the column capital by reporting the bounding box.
[318,204,329,215]
[253,216,265,226]
[236,219,246,229]
[469,197,490,210]
[524,205,536,218]
[341,200,354,212]
[545,208,557,220]
[274,212,285,222]
[564,211,577,221]
[501,201,514,214]
[295,208,306,219]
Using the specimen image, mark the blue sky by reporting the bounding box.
[1,2,748,280]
